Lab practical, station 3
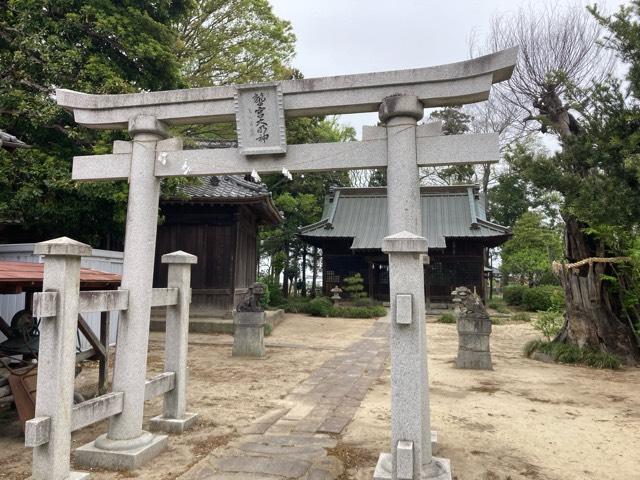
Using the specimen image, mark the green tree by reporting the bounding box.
[421,107,475,185]
[481,3,640,363]
[488,142,561,228]
[260,117,355,297]
[342,273,367,299]
[176,0,295,87]
[0,1,193,246]
[500,212,563,286]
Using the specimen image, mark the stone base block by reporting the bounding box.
[74,432,168,471]
[69,473,91,480]
[456,349,493,370]
[232,327,265,357]
[149,412,199,433]
[373,453,452,480]
[32,472,91,480]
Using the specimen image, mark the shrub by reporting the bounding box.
[524,340,621,369]
[583,350,622,369]
[307,297,332,317]
[488,301,509,314]
[352,297,380,307]
[283,296,311,313]
[329,305,387,318]
[264,323,273,337]
[523,339,544,357]
[511,312,531,322]
[437,313,456,324]
[342,273,367,299]
[533,310,564,340]
[255,280,270,310]
[503,285,526,305]
[522,285,564,311]
[259,276,285,307]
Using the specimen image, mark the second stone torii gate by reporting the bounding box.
[57,47,517,480]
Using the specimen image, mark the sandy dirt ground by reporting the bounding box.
[1,313,639,480]
[341,319,640,480]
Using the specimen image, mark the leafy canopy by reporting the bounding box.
[500,212,563,286]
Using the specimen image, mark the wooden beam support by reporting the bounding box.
[77,314,107,360]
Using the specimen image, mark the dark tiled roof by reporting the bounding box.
[165,175,282,225]
[300,185,510,250]
[178,175,268,200]
[0,130,29,151]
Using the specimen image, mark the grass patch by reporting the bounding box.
[329,305,387,318]
[487,298,510,314]
[437,313,456,324]
[283,297,387,318]
[511,312,531,322]
[264,323,273,337]
[523,340,622,369]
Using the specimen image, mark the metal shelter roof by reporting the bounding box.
[300,185,510,251]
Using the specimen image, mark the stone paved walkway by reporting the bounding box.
[179,319,389,479]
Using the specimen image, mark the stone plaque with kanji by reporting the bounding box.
[234,82,286,156]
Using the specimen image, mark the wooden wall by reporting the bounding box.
[153,203,259,316]
[320,238,487,304]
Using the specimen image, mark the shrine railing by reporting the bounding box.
[22,237,197,480]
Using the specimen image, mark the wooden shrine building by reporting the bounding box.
[153,175,281,316]
[299,185,510,304]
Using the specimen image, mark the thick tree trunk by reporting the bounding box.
[281,243,289,298]
[555,217,640,364]
[311,246,318,298]
[301,245,307,297]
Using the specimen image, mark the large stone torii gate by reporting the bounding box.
[55,47,517,480]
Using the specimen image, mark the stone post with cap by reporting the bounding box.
[31,237,92,480]
[150,250,199,433]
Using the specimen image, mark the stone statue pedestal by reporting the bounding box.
[232,311,266,357]
[452,287,493,370]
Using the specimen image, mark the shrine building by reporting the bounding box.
[299,185,510,305]
[153,175,281,317]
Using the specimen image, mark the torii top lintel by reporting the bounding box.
[56,47,518,129]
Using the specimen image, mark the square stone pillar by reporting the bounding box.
[232,311,267,357]
[30,237,92,480]
[150,251,199,433]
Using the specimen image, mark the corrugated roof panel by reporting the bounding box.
[301,186,509,250]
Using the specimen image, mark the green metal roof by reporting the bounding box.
[299,185,510,251]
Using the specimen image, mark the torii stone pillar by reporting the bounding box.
[374,96,450,480]
[76,115,170,469]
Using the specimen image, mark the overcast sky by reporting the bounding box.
[269,0,628,135]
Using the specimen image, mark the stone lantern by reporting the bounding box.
[330,285,343,301]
